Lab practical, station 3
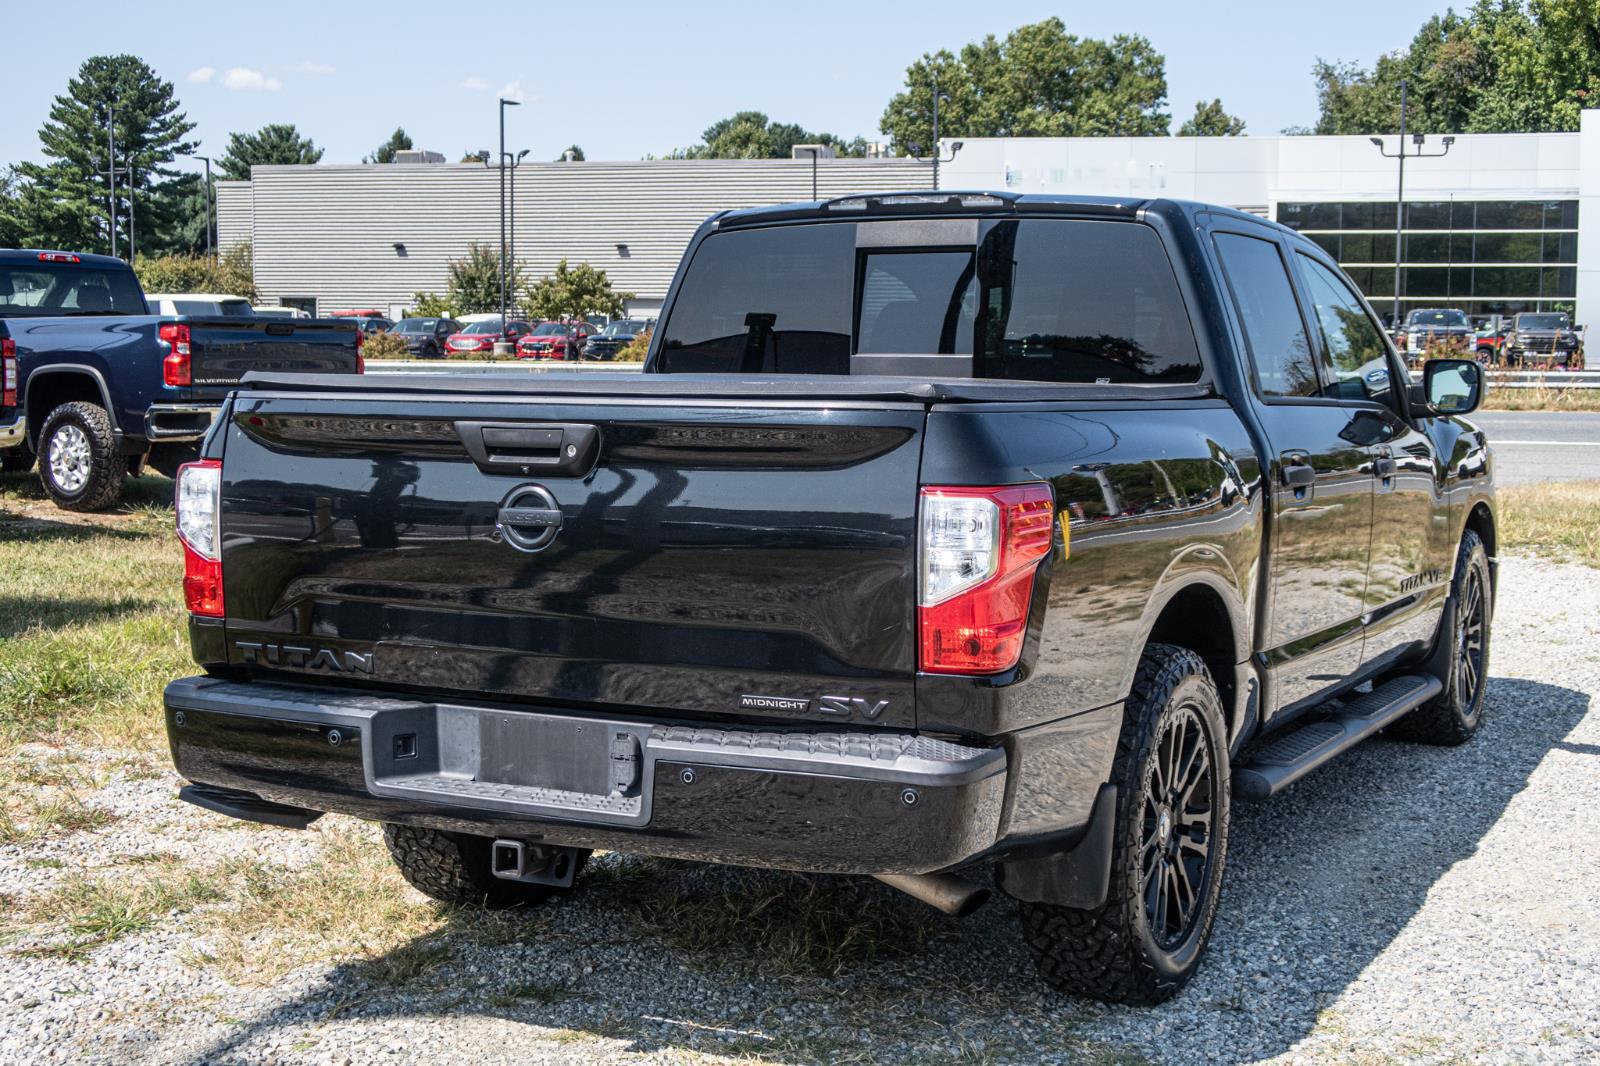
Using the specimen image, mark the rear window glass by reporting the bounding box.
[0,263,146,316]
[656,219,1201,383]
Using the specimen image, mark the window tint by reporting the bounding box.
[1213,233,1318,398]
[657,217,1201,383]
[857,251,975,354]
[1296,254,1398,409]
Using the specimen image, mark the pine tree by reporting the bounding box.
[365,127,413,164]
[217,124,324,181]
[2,54,197,256]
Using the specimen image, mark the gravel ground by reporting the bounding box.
[1,553,1596,1064]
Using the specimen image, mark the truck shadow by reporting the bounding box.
[178,674,1589,1064]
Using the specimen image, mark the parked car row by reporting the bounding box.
[1393,306,1584,367]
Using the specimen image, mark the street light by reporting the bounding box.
[497,98,521,330]
[908,73,963,190]
[508,147,529,282]
[187,154,214,258]
[795,145,821,200]
[1369,79,1454,331]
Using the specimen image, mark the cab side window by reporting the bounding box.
[1296,254,1400,411]
[1213,232,1318,398]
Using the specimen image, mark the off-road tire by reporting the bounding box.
[37,401,123,512]
[0,442,35,474]
[1019,643,1230,1005]
[1390,530,1491,746]
[382,824,589,909]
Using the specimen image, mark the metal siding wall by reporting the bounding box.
[237,160,928,312]
[215,181,253,252]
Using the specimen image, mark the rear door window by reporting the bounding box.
[657,217,1201,383]
[1213,232,1318,398]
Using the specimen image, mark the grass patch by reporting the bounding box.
[1499,481,1600,568]
[0,473,187,753]
[621,864,946,978]
[1481,382,1600,412]
[23,864,225,958]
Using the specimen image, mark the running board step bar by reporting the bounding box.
[1235,674,1443,801]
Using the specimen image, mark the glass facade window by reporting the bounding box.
[1276,199,1578,319]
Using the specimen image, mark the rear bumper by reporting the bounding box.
[144,403,218,441]
[163,676,1007,875]
[0,411,23,448]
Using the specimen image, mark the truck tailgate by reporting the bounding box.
[186,318,360,399]
[218,389,925,728]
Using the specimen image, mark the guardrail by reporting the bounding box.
[1480,370,1600,390]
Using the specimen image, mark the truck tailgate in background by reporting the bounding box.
[217,393,926,728]
[185,318,360,399]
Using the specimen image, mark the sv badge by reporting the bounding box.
[817,695,891,720]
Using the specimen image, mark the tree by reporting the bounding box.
[524,259,632,325]
[447,243,526,315]
[1178,99,1246,136]
[1307,1,1600,134]
[557,144,585,161]
[409,291,458,318]
[880,19,1170,152]
[217,124,323,181]
[0,54,198,257]
[365,127,413,164]
[133,241,256,301]
[675,112,867,159]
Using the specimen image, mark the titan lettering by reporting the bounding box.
[235,641,374,674]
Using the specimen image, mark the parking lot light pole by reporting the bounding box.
[188,154,214,258]
[508,147,529,292]
[498,98,521,332]
[1369,80,1454,332]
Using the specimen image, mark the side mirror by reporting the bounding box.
[1423,358,1483,416]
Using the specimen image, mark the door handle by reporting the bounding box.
[1279,454,1315,487]
[1373,457,1397,478]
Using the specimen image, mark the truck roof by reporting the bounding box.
[0,248,131,269]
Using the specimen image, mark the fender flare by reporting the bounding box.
[23,363,116,446]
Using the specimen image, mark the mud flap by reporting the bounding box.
[995,783,1117,909]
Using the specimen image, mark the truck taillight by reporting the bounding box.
[160,323,192,386]
[2,338,16,407]
[176,460,223,616]
[355,327,365,374]
[918,484,1054,674]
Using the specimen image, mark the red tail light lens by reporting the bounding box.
[176,460,223,616]
[2,338,16,407]
[159,323,191,386]
[918,484,1055,674]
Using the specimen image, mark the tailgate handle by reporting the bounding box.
[264,322,295,336]
[455,421,601,476]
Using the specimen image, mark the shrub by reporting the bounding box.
[360,331,410,361]
[408,291,456,319]
[615,327,651,363]
[134,242,257,303]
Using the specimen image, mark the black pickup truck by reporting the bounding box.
[0,249,361,511]
[163,193,1495,1004]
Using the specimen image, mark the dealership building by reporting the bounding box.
[217,110,1600,325]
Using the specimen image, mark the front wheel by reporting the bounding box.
[38,401,124,512]
[1019,644,1230,1004]
[1391,530,1491,745]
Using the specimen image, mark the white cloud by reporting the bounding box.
[497,81,526,103]
[461,76,489,91]
[222,67,282,92]
[296,61,336,75]
[187,66,216,84]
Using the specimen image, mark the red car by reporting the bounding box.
[516,321,596,360]
[443,318,532,355]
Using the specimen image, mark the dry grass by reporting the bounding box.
[1498,481,1600,568]
[22,860,225,959]
[1481,382,1600,412]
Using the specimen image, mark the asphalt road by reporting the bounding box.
[1474,410,1600,484]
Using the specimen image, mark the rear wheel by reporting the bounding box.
[1392,530,1491,746]
[382,824,590,909]
[1019,644,1230,1004]
[38,401,123,512]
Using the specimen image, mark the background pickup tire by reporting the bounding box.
[37,401,123,512]
[1390,529,1492,746]
[382,824,590,909]
[1018,643,1230,1005]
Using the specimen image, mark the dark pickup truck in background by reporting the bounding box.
[0,249,362,511]
[163,193,1495,1004]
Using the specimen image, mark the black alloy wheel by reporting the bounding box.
[1455,561,1487,712]
[1142,703,1218,949]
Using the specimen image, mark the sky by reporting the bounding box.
[5,0,1455,181]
